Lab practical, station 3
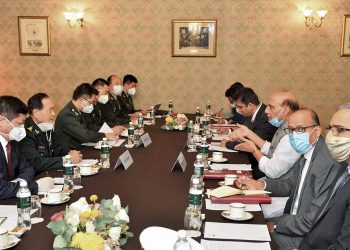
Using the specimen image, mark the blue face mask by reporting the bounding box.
[268,109,284,127]
[289,131,314,154]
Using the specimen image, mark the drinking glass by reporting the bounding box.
[30,195,42,218]
[73,167,82,189]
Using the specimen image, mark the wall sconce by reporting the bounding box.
[304,9,328,28]
[64,11,84,28]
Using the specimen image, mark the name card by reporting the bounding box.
[137,133,152,148]
[114,150,134,170]
[171,151,187,172]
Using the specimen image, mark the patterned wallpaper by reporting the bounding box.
[0,0,349,126]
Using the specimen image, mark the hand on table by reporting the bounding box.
[69,150,82,163]
[37,177,54,192]
[112,126,126,134]
[267,221,275,233]
[105,132,119,141]
[236,176,265,190]
[234,137,258,153]
[220,139,229,148]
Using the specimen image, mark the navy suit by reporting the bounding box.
[0,140,38,199]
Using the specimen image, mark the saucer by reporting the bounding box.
[94,145,112,150]
[41,195,70,205]
[80,169,98,176]
[208,157,228,163]
[125,144,134,148]
[0,235,20,250]
[221,210,254,221]
[218,181,231,186]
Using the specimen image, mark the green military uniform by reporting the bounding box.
[118,91,140,115]
[19,117,70,175]
[82,103,116,131]
[55,101,104,150]
[99,93,130,125]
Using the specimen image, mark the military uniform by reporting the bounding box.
[55,101,104,150]
[99,93,130,125]
[118,91,140,115]
[82,103,115,131]
[19,117,70,175]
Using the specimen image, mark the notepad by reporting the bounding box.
[209,145,237,153]
[205,199,261,211]
[207,186,271,198]
[201,239,271,250]
[99,122,113,133]
[210,163,252,171]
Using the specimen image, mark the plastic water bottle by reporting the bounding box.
[137,113,144,134]
[199,138,209,168]
[195,107,201,125]
[128,122,135,145]
[100,137,110,168]
[168,99,173,115]
[16,180,31,230]
[184,177,203,231]
[63,155,74,193]
[189,177,203,209]
[193,154,204,178]
[173,230,191,250]
[205,100,211,116]
[187,121,196,152]
[150,106,155,125]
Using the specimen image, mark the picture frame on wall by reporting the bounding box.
[172,19,217,57]
[18,16,51,56]
[341,14,350,57]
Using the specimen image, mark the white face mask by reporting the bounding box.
[128,87,136,96]
[38,122,54,132]
[230,103,236,108]
[98,94,109,104]
[82,104,94,114]
[113,85,123,95]
[1,116,26,142]
[326,132,350,162]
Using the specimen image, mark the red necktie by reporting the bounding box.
[6,142,14,180]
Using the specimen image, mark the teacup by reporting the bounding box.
[224,174,238,185]
[230,202,246,219]
[47,188,62,203]
[80,164,93,175]
[193,134,201,143]
[212,152,223,162]
[0,228,8,247]
[96,141,103,148]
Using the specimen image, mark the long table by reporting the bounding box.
[1,117,274,249]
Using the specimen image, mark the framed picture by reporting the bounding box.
[341,14,350,57]
[172,19,217,57]
[18,16,51,56]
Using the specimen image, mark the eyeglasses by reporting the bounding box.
[83,98,93,105]
[325,125,350,136]
[284,125,317,134]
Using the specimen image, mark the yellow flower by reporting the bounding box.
[81,211,91,219]
[90,195,98,203]
[165,116,174,124]
[71,232,104,250]
[90,209,100,219]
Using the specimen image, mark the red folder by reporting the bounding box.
[204,170,252,180]
[210,194,272,204]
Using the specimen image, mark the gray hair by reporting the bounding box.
[337,103,350,110]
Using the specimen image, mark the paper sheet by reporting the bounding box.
[205,199,261,211]
[261,197,289,219]
[210,163,252,171]
[207,186,270,198]
[201,239,271,250]
[81,139,125,147]
[209,145,237,153]
[77,159,99,167]
[211,135,230,141]
[204,222,271,241]
[98,122,113,133]
[0,205,18,231]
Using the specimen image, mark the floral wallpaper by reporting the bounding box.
[0,0,349,126]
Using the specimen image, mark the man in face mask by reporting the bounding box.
[0,96,54,199]
[236,108,340,249]
[55,83,119,150]
[99,75,133,125]
[19,93,82,175]
[222,82,245,125]
[234,91,300,179]
[299,104,350,249]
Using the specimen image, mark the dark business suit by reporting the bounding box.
[19,117,70,175]
[265,137,340,249]
[0,139,38,199]
[99,93,130,125]
[299,164,350,250]
[55,101,104,150]
[118,91,140,115]
[226,103,277,178]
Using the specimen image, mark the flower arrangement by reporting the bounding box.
[164,113,188,130]
[47,195,133,250]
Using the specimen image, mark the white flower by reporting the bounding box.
[103,243,112,250]
[109,226,121,241]
[112,194,121,210]
[86,220,95,233]
[67,213,80,227]
[69,197,91,213]
[116,208,129,223]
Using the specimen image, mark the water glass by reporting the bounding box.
[184,207,202,231]
[73,167,82,189]
[30,195,42,218]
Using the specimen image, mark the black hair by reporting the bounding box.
[0,96,28,120]
[299,108,320,126]
[233,87,260,106]
[106,75,115,86]
[27,93,49,115]
[123,74,138,85]
[72,83,99,100]
[92,78,108,89]
[282,99,299,112]
[225,82,244,98]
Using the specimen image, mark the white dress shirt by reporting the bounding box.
[0,134,9,162]
[251,103,262,123]
[259,134,301,178]
[291,146,315,215]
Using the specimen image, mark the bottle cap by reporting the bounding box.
[66,155,71,159]
[178,230,187,238]
[19,180,27,187]
[192,178,200,184]
[103,137,107,141]
[196,154,202,160]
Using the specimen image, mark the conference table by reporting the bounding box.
[2,116,275,249]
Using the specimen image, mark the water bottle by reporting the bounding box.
[100,137,110,168]
[150,106,155,125]
[137,113,144,134]
[173,230,191,250]
[195,107,201,125]
[16,180,31,230]
[205,100,211,116]
[168,99,173,115]
[189,177,203,209]
[127,122,135,145]
[187,121,196,152]
[63,155,74,193]
[193,154,204,178]
[199,138,209,168]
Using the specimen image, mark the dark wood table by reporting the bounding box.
[1,117,274,249]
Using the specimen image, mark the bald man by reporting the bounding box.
[232,91,300,178]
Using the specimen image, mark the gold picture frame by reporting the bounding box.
[18,16,51,56]
[172,19,217,57]
[341,14,350,57]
